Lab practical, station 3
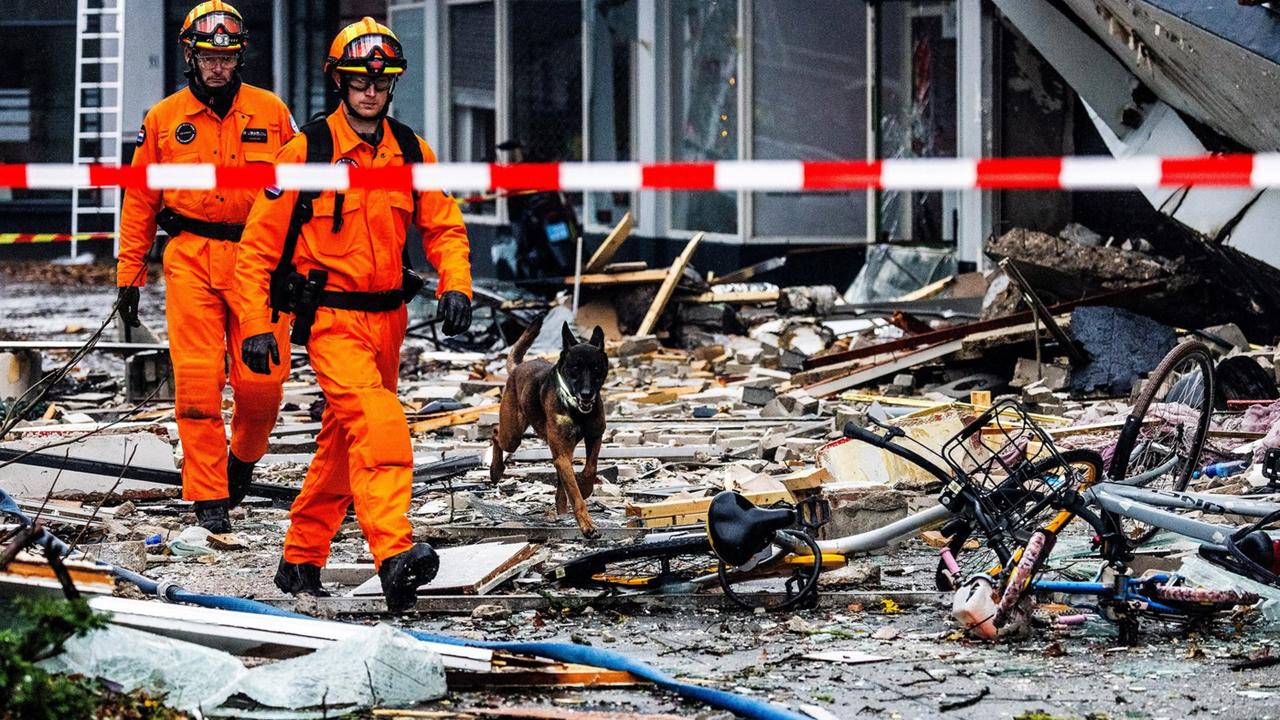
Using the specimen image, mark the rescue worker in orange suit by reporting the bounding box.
[234,18,473,613]
[116,2,294,534]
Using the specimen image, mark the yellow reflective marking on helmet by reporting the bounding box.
[184,0,242,30]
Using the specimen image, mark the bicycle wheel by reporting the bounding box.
[549,536,715,591]
[716,529,826,612]
[941,449,1105,590]
[1111,341,1215,544]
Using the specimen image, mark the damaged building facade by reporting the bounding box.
[9,1,1280,719]
[15,1,1280,282]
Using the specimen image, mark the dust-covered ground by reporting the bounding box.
[7,261,1280,720]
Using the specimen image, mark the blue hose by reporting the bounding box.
[3,494,806,719]
[150,589,806,720]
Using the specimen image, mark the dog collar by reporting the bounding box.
[555,369,588,413]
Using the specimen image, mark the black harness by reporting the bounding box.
[269,115,424,327]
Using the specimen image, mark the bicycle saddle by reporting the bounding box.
[706,491,796,567]
[1200,528,1280,585]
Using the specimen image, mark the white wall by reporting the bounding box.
[122,0,167,143]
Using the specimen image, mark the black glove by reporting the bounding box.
[117,286,141,327]
[436,290,472,337]
[241,333,280,376]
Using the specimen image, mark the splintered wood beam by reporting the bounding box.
[678,289,780,304]
[558,269,669,286]
[583,211,634,273]
[635,232,704,337]
[409,403,500,433]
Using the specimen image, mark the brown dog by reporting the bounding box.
[491,315,608,538]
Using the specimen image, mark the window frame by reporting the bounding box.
[581,0,640,235]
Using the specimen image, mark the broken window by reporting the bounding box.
[585,0,636,229]
[511,0,582,164]
[876,1,958,245]
[750,0,868,241]
[448,0,497,218]
[669,0,738,235]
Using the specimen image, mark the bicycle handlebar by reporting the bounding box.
[841,421,953,486]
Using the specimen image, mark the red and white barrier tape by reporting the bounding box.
[0,154,1276,192]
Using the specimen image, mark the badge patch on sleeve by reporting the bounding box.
[175,122,197,144]
[136,126,146,145]
[264,185,283,200]
[241,128,268,143]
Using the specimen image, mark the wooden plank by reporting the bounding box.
[636,232,704,337]
[410,403,500,433]
[1,554,116,595]
[448,661,643,689]
[558,269,669,286]
[473,555,541,596]
[803,340,964,397]
[895,275,955,302]
[632,385,705,404]
[804,281,1162,371]
[600,260,648,273]
[778,467,832,494]
[583,211,634,273]
[678,289,780,304]
[626,489,792,522]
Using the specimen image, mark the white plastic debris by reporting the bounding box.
[41,622,446,718]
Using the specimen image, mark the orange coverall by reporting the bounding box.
[117,84,295,502]
[235,108,472,567]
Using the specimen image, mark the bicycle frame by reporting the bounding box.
[1087,483,1280,546]
[1032,576,1187,617]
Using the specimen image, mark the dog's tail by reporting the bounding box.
[507,313,545,374]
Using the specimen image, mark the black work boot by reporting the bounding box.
[227,452,255,509]
[378,544,440,614]
[192,499,232,534]
[274,558,331,597]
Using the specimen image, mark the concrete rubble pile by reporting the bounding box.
[4,224,1280,717]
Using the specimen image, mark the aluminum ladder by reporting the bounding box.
[70,0,126,261]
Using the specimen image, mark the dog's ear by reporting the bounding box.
[589,326,605,349]
[561,321,577,352]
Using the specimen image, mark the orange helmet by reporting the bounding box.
[180,1,247,51]
[324,17,406,76]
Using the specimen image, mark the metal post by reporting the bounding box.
[572,234,583,315]
[957,0,990,269]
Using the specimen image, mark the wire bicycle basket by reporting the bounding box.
[939,399,1086,546]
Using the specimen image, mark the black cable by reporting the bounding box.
[0,378,165,474]
[0,264,147,436]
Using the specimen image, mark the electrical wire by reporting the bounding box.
[0,264,147,436]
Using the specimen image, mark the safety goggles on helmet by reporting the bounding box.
[183,10,246,50]
[332,34,406,75]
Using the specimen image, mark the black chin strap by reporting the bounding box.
[185,58,242,120]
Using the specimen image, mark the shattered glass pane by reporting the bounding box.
[876,1,958,244]
[40,624,245,714]
[844,243,957,302]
